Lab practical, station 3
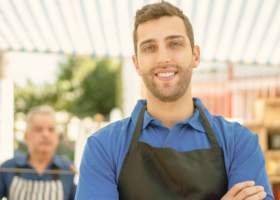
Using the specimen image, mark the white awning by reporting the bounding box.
[0,0,279,65]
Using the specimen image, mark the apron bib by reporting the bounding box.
[9,164,64,200]
[118,101,228,200]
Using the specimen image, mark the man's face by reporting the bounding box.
[25,114,59,155]
[132,16,200,102]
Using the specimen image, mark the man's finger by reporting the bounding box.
[69,164,79,174]
[235,186,264,199]
[244,191,267,200]
[223,181,255,198]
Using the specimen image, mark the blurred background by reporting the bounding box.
[0,0,280,197]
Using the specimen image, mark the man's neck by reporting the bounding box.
[146,87,195,130]
[28,151,54,175]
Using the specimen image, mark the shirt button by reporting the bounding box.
[165,143,169,148]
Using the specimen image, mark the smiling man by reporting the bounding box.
[75,2,273,200]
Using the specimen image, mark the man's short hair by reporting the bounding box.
[133,1,194,56]
[25,105,56,132]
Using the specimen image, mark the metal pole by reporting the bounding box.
[121,58,141,118]
[0,51,14,164]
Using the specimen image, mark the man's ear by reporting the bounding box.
[132,55,142,76]
[55,132,60,146]
[24,133,28,145]
[192,45,200,69]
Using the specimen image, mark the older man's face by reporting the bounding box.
[25,114,59,155]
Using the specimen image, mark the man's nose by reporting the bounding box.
[42,129,50,137]
[155,47,171,65]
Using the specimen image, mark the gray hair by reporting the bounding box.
[25,105,56,132]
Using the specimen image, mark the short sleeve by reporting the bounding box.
[75,136,118,200]
[228,126,274,200]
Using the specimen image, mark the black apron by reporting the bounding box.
[118,101,228,200]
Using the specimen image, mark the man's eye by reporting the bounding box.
[144,46,153,51]
[172,43,180,47]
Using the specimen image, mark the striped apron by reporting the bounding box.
[8,164,64,200]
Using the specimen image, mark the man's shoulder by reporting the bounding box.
[212,115,241,128]
[53,154,74,169]
[84,117,133,155]
[212,115,258,141]
[0,153,27,168]
[89,117,132,141]
[213,115,253,132]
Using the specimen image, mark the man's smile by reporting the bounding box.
[154,68,178,81]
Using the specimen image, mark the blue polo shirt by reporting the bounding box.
[75,98,274,200]
[0,153,76,200]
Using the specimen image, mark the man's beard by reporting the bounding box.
[141,62,193,103]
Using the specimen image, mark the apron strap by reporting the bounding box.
[129,105,147,151]
[14,166,22,176]
[12,164,61,180]
[129,101,220,151]
[51,163,60,180]
[193,101,220,150]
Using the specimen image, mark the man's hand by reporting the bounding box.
[221,181,267,200]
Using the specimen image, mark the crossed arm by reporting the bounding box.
[75,133,274,200]
[222,181,267,200]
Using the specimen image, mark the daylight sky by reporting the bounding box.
[6,52,65,87]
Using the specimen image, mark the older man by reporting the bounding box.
[0,105,76,200]
[75,2,273,200]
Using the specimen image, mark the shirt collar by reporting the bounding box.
[131,97,213,132]
[52,154,63,167]
[131,100,151,130]
[15,152,29,166]
[16,152,62,168]
[181,97,213,132]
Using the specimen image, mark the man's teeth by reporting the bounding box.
[157,72,175,77]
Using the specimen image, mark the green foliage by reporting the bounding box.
[71,59,118,118]
[55,135,75,161]
[14,56,122,160]
[14,80,61,116]
[14,56,122,119]
[116,63,123,113]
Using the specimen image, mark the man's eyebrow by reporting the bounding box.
[139,35,185,47]
[139,39,156,47]
[165,35,185,40]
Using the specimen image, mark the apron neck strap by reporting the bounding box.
[193,101,220,150]
[130,101,220,150]
[131,105,147,143]
[128,105,147,152]
[51,163,60,180]
[13,164,61,180]
[14,166,22,176]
